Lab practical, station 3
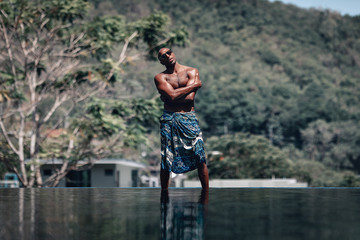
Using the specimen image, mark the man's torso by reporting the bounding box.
[160,65,196,112]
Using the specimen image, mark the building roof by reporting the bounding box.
[29,158,146,169]
[95,159,146,169]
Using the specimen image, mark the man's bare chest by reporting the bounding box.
[165,72,189,89]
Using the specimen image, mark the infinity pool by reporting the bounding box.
[0,188,359,240]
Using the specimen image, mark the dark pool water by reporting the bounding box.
[0,188,360,240]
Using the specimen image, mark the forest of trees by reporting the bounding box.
[1,0,360,187]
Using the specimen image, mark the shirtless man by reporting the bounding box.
[154,48,209,191]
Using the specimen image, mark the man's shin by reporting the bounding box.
[160,168,171,190]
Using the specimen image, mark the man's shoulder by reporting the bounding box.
[182,65,198,73]
[154,72,166,81]
[183,66,198,78]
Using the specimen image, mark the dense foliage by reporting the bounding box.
[87,0,360,186]
[205,133,293,179]
[0,0,185,186]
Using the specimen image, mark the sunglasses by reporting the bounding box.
[159,49,172,60]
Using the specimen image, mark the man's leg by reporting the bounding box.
[160,168,171,191]
[197,162,209,190]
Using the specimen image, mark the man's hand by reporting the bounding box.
[193,72,202,89]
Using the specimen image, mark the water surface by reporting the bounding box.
[0,188,359,240]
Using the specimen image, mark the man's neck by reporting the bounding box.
[165,62,180,74]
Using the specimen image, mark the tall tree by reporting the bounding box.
[0,0,187,187]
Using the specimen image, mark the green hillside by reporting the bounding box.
[88,0,360,186]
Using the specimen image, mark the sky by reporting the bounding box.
[268,0,360,16]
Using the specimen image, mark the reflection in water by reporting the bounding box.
[0,188,163,240]
[161,190,208,240]
[2,188,360,239]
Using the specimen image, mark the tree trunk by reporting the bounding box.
[18,113,29,187]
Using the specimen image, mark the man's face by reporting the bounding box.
[158,48,176,66]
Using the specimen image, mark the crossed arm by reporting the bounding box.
[154,69,202,103]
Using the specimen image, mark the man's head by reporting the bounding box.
[158,48,176,66]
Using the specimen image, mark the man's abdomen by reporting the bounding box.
[164,101,194,112]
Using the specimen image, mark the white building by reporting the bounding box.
[41,158,146,187]
[184,178,308,188]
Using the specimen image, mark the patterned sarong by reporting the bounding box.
[160,111,206,174]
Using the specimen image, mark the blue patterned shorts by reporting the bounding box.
[160,111,206,174]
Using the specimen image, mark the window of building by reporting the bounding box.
[116,171,120,187]
[66,170,91,187]
[43,169,52,176]
[105,169,114,176]
[132,170,138,187]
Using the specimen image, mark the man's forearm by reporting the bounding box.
[165,82,200,101]
[161,91,195,103]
